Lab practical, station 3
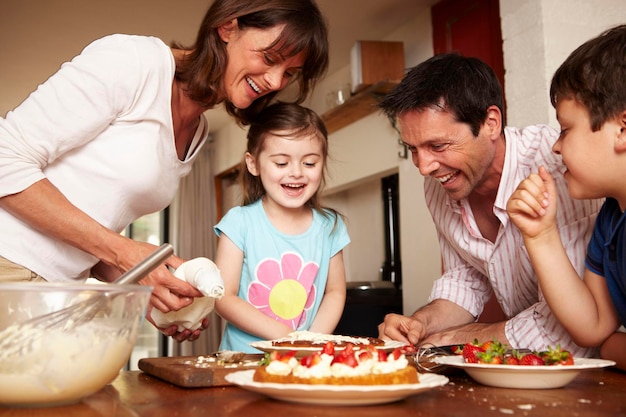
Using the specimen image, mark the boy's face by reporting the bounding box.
[554,98,622,201]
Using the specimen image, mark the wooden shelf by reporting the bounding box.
[321,81,399,134]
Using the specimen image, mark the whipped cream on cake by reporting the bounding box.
[254,341,417,385]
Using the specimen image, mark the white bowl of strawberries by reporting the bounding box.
[432,340,615,389]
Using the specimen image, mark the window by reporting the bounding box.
[123,209,170,368]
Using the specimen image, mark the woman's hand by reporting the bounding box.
[112,240,202,313]
[112,240,211,342]
[146,307,211,342]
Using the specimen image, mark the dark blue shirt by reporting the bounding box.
[585,198,626,326]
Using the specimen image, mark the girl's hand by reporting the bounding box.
[506,166,558,239]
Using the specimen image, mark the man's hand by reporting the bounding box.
[420,321,508,347]
[378,299,480,347]
[378,313,427,346]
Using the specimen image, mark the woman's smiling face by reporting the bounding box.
[218,22,305,109]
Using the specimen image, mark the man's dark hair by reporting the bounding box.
[379,53,504,136]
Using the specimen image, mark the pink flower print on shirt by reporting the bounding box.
[248,252,319,329]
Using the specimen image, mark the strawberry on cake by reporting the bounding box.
[254,341,418,385]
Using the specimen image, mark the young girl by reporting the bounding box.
[214,103,349,353]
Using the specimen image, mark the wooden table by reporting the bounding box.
[2,368,625,417]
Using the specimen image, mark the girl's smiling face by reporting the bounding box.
[245,130,324,213]
[218,22,305,109]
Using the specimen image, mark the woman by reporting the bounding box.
[0,0,329,342]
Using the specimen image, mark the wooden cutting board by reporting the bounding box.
[138,354,262,388]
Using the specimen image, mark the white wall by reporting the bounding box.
[500,0,626,128]
[212,122,248,175]
[0,0,207,116]
[323,180,385,285]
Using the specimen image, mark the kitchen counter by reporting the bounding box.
[2,367,625,416]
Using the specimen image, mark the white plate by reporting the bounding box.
[224,369,449,405]
[433,356,615,389]
[249,340,407,358]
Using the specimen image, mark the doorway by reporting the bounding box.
[431,0,507,323]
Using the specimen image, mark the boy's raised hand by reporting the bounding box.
[507,166,559,239]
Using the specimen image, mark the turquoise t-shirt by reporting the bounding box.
[214,199,350,353]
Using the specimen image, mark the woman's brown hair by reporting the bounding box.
[173,0,329,125]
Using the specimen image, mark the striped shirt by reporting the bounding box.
[426,125,603,357]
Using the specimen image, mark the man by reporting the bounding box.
[377,53,602,356]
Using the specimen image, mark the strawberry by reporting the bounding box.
[475,340,504,364]
[476,349,503,364]
[452,344,464,355]
[519,353,545,366]
[300,352,322,368]
[503,355,520,365]
[321,341,335,356]
[264,350,297,365]
[480,340,496,351]
[539,345,574,366]
[377,349,388,362]
[332,352,358,367]
[332,343,358,367]
[272,350,297,362]
[358,349,373,361]
[358,345,376,361]
[462,342,485,363]
[391,348,403,360]
[281,350,297,361]
[400,344,417,356]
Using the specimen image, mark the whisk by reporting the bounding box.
[415,344,459,373]
[0,243,173,357]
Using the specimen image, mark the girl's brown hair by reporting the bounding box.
[173,0,329,125]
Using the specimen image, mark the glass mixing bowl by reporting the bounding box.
[0,282,152,407]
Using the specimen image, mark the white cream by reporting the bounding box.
[372,355,408,374]
[292,354,334,379]
[0,321,135,406]
[265,357,298,376]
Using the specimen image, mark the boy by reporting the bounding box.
[507,24,626,370]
